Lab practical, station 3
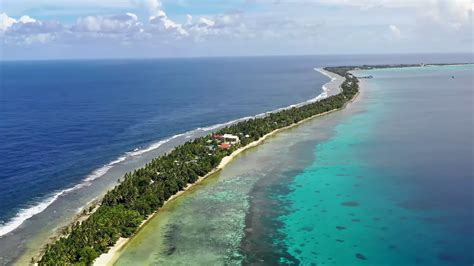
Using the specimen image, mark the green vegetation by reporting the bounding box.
[38,67,359,265]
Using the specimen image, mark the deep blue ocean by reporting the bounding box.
[0,54,472,263]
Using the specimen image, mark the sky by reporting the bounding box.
[0,0,473,60]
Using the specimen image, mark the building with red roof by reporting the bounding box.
[218,143,232,149]
[212,134,224,140]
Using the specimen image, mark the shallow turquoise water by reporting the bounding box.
[276,65,473,265]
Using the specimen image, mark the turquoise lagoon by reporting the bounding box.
[115,65,473,265]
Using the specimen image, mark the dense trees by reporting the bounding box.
[38,67,359,265]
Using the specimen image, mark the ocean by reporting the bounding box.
[113,64,473,265]
[0,54,472,264]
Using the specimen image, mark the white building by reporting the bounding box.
[223,134,240,143]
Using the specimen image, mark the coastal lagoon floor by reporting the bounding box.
[114,65,473,265]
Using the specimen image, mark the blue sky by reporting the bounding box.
[1,0,473,60]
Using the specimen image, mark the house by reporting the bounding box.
[223,134,240,143]
[219,143,232,149]
[212,134,224,140]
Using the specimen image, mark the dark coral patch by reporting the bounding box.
[355,253,367,260]
[301,226,314,232]
[336,226,346,230]
[341,201,359,207]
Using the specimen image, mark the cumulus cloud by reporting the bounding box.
[138,0,188,36]
[1,0,472,56]
[149,12,188,36]
[0,12,17,31]
[1,14,33,30]
[18,15,36,24]
[0,13,64,45]
[73,13,142,34]
[1,12,146,45]
[184,12,247,41]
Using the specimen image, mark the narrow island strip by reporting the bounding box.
[36,66,360,265]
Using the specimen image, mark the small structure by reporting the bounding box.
[219,143,232,149]
[212,134,224,140]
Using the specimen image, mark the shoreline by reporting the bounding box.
[93,69,352,266]
[23,67,342,265]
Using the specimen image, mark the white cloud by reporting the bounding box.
[18,15,36,24]
[149,13,188,36]
[184,12,246,41]
[1,0,472,56]
[73,13,142,33]
[0,12,17,31]
[139,0,188,36]
[1,12,65,45]
[389,24,402,38]
[199,17,215,27]
[143,0,163,17]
